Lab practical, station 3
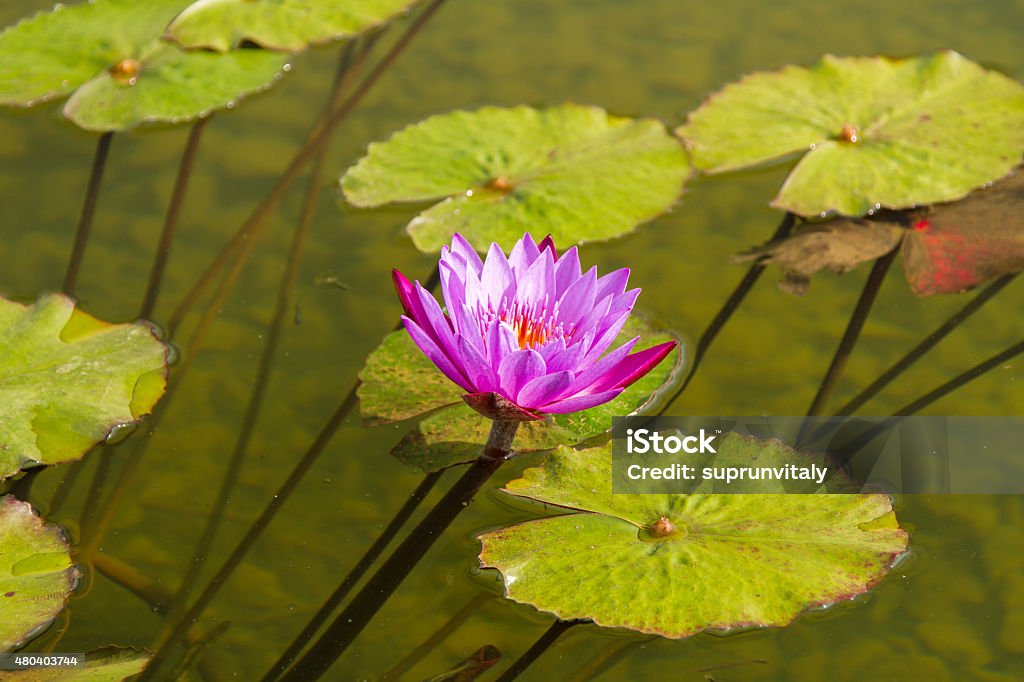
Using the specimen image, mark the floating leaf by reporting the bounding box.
[478,441,908,638]
[902,171,1024,295]
[342,104,690,253]
[0,0,287,130]
[358,316,684,472]
[0,496,77,651]
[678,51,1024,217]
[0,294,168,479]
[0,647,150,680]
[733,218,905,294]
[167,0,419,52]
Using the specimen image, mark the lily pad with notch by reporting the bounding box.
[358,316,684,472]
[0,0,288,131]
[341,104,691,253]
[167,0,420,52]
[0,496,77,651]
[0,294,168,479]
[678,51,1024,217]
[478,440,909,638]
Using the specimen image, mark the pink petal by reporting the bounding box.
[542,388,624,414]
[480,242,515,308]
[457,334,499,392]
[596,268,630,300]
[450,233,483,275]
[582,309,631,363]
[498,348,546,399]
[553,246,581,297]
[555,266,597,326]
[486,319,518,370]
[508,233,541,273]
[393,269,426,321]
[538,234,558,260]
[402,316,472,392]
[516,370,574,408]
[586,341,678,393]
[566,336,639,395]
[516,249,556,309]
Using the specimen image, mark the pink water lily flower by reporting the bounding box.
[393,233,677,421]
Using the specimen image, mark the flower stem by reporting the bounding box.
[280,420,520,681]
[139,118,208,320]
[261,470,445,681]
[805,248,898,417]
[834,273,1017,416]
[494,619,583,682]
[657,212,796,414]
[63,132,113,296]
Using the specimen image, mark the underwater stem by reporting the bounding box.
[805,248,898,418]
[262,470,445,681]
[835,273,1017,416]
[139,118,208,320]
[280,420,520,681]
[166,0,447,339]
[63,131,113,296]
[494,619,583,682]
[656,212,796,414]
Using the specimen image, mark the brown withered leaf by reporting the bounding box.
[734,218,905,294]
[902,172,1024,296]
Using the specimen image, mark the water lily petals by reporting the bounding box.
[596,268,631,300]
[517,370,574,408]
[392,269,427,320]
[554,246,582,296]
[538,234,558,260]
[517,248,556,309]
[588,341,679,393]
[545,339,588,374]
[450,233,483,275]
[566,336,639,395]
[508,233,542,273]
[401,316,472,392]
[583,309,632,363]
[486,319,519,370]
[480,242,515,307]
[415,285,461,363]
[457,335,499,393]
[498,349,546,399]
[543,388,625,414]
[438,260,467,326]
[556,266,598,327]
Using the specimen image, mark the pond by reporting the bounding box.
[0,0,1022,680]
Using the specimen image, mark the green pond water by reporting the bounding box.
[1,0,1023,679]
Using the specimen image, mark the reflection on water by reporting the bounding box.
[1,0,1022,679]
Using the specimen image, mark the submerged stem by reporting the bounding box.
[166,0,447,339]
[63,132,113,296]
[494,619,583,682]
[155,41,357,649]
[262,471,445,681]
[280,420,520,681]
[657,212,796,414]
[805,248,898,418]
[835,273,1017,416]
[139,118,208,320]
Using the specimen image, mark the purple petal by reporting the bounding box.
[596,268,630,300]
[516,249,556,310]
[450,233,483,275]
[553,247,582,298]
[508,233,541,274]
[402,316,472,392]
[545,339,588,374]
[538,235,558,260]
[572,290,613,338]
[393,269,426,321]
[565,336,639,395]
[586,341,678,393]
[555,266,597,327]
[480,242,515,308]
[438,260,467,328]
[457,334,499,392]
[516,370,574,408]
[486,319,518,370]
[583,309,631,362]
[497,349,546,400]
[452,302,484,353]
[542,388,624,414]
[414,285,462,365]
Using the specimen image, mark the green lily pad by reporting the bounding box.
[478,441,909,638]
[0,647,150,680]
[167,0,420,52]
[678,51,1024,217]
[0,0,287,131]
[0,294,168,479]
[0,496,77,651]
[358,316,684,472]
[341,104,690,253]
